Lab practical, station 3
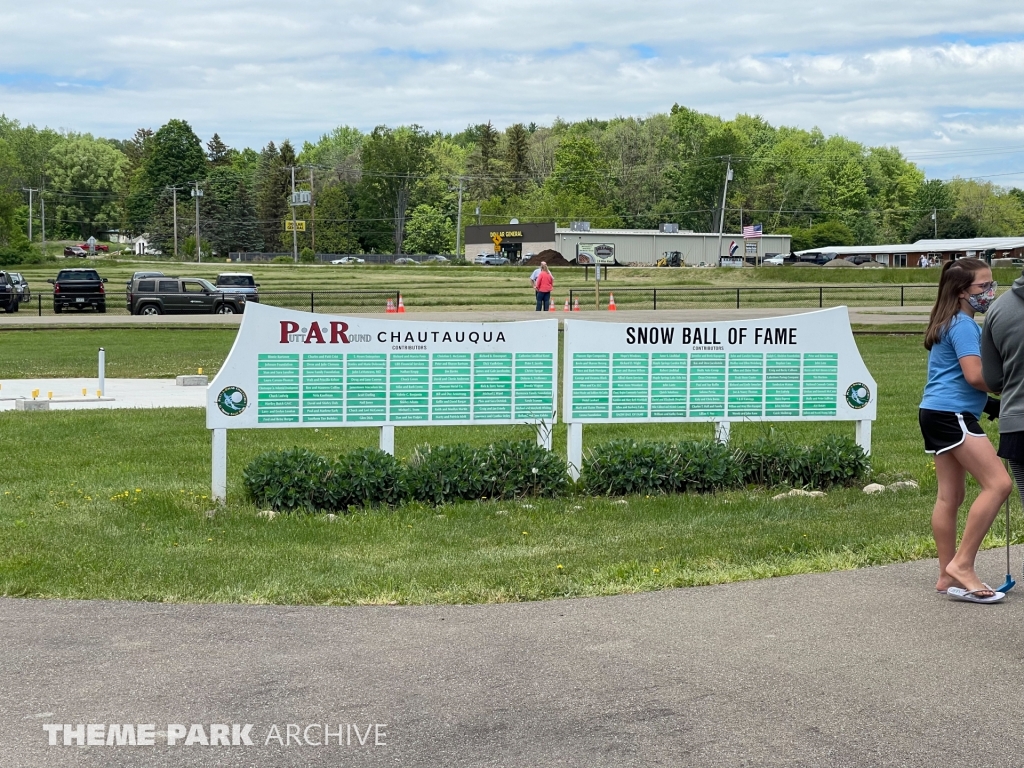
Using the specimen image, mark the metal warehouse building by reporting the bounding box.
[464,223,792,266]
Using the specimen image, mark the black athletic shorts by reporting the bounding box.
[919,408,987,454]
[998,431,1024,462]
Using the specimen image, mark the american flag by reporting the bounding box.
[742,224,762,239]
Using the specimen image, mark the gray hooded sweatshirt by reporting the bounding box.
[982,272,1024,434]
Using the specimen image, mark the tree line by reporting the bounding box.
[2,106,1023,258]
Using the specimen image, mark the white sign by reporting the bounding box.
[576,243,616,265]
[562,308,876,476]
[208,303,559,430]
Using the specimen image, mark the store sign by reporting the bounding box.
[207,303,559,429]
[576,243,616,265]
[562,308,876,424]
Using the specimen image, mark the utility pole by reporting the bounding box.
[23,188,36,242]
[290,166,298,262]
[455,177,464,258]
[932,207,937,238]
[309,166,316,254]
[167,186,180,259]
[475,205,481,225]
[40,192,46,257]
[191,182,203,263]
[714,158,733,264]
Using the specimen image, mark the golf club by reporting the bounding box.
[997,459,1016,594]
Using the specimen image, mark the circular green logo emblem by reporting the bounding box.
[217,386,248,416]
[845,382,870,409]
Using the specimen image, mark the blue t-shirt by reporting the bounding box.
[920,312,988,418]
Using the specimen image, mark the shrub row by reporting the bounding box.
[243,436,869,513]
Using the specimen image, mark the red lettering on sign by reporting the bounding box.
[330,322,350,344]
[279,321,299,343]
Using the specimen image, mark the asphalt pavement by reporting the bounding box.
[2,546,1023,767]
[0,306,931,328]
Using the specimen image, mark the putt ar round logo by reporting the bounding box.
[217,386,248,416]
[845,382,871,409]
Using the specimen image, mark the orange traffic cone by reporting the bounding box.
[608,293,617,311]
[549,298,556,312]
[563,298,570,312]
[397,294,406,313]
[573,297,580,312]
[386,298,395,313]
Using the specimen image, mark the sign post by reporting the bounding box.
[206,304,559,502]
[562,307,876,480]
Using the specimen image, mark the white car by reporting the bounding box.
[330,256,365,265]
[763,254,785,266]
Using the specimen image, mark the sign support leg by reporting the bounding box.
[714,420,731,444]
[212,429,227,504]
[380,425,395,455]
[856,420,872,455]
[567,422,583,480]
[536,420,553,451]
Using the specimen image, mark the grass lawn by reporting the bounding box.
[13,256,1020,313]
[0,333,1018,605]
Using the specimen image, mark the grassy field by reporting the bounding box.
[3,331,1017,605]
[13,256,1020,313]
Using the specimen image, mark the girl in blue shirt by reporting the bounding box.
[920,258,1012,602]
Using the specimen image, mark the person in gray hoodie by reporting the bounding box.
[981,270,1024,504]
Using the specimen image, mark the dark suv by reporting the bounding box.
[0,272,20,313]
[128,276,247,315]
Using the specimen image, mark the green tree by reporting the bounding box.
[360,125,430,253]
[298,126,362,171]
[403,204,455,254]
[206,133,231,166]
[127,119,206,238]
[312,184,359,254]
[546,133,606,201]
[254,142,287,252]
[468,121,500,198]
[506,123,530,195]
[46,135,126,237]
[203,166,262,255]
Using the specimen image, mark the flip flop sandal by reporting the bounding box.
[947,586,1006,604]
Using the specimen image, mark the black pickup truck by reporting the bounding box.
[48,268,108,313]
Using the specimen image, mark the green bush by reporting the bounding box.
[0,246,50,266]
[405,443,488,505]
[482,440,568,499]
[243,448,336,513]
[449,257,470,266]
[299,247,316,264]
[330,448,406,508]
[243,435,870,512]
[272,255,293,264]
[582,439,679,496]
[805,435,869,488]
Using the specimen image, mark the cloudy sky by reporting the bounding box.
[4,1,1024,183]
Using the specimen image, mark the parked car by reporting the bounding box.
[394,257,421,265]
[474,254,510,266]
[763,254,785,266]
[0,272,20,313]
[330,256,365,265]
[63,246,88,258]
[77,242,109,252]
[127,276,246,315]
[8,272,30,303]
[48,268,108,313]
[215,273,260,303]
[424,255,449,264]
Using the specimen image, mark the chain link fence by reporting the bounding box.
[26,290,402,316]
[565,284,1007,310]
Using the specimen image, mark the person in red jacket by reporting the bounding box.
[533,262,554,311]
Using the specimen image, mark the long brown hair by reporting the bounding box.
[924,258,989,349]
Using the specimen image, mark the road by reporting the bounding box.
[0,306,931,328]
[2,546,1021,767]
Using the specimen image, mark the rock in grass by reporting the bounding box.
[204,509,218,519]
[862,483,886,494]
[257,509,277,520]
[887,480,920,491]
[326,514,337,521]
[612,500,629,505]
[772,489,827,500]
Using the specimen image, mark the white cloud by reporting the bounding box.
[3,1,1024,182]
